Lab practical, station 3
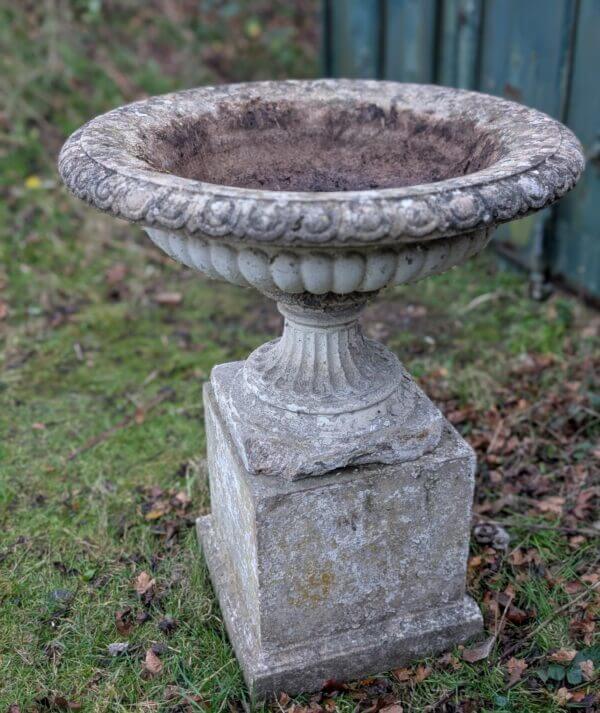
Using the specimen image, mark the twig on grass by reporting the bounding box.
[66,387,174,461]
[424,688,458,712]
[495,591,514,638]
[514,521,599,538]
[481,515,599,539]
[500,580,600,662]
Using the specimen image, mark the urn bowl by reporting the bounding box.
[58,79,584,296]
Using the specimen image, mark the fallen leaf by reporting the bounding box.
[438,652,461,670]
[172,490,191,508]
[158,616,178,635]
[574,488,598,520]
[564,580,585,594]
[151,642,168,656]
[380,706,403,713]
[154,291,182,306]
[321,679,348,693]
[570,691,587,703]
[143,648,163,677]
[115,607,133,635]
[579,659,594,681]
[137,610,151,624]
[392,667,411,682]
[105,263,127,285]
[462,635,496,663]
[506,604,533,625]
[0,300,9,320]
[554,687,572,706]
[489,469,503,484]
[447,408,470,425]
[25,175,41,189]
[550,649,578,664]
[570,615,595,645]
[7,705,21,713]
[509,548,540,566]
[486,589,534,625]
[144,503,169,521]
[134,571,155,596]
[535,496,565,515]
[506,657,528,686]
[468,555,483,570]
[414,665,431,683]
[164,685,181,702]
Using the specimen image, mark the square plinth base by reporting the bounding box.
[198,516,481,697]
[198,374,483,696]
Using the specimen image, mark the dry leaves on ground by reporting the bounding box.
[134,571,155,596]
[154,291,183,306]
[549,649,578,664]
[142,648,163,677]
[506,657,528,686]
[461,635,496,663]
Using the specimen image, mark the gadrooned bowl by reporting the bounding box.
[58,79,584,295]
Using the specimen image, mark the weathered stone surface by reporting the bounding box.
[143,226,492,294]
[212,296,444,480]
[59,79,584,695]
[199,377,483,695]
[58,80,584,259]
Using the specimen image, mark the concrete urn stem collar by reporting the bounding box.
[59,80,584,694]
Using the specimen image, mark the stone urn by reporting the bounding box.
[59,79,583,695]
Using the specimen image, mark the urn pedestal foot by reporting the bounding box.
[198,374,483,697]
[211,293,444,481]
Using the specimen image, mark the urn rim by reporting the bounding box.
[58,79,584,248]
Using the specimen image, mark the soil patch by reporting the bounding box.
[144,99,501,191]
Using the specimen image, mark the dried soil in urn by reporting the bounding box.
[143,100,501,192]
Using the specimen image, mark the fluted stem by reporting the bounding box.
[243,293,402,416]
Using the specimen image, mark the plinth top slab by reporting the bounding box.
[59,79,583,248]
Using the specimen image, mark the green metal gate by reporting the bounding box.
[322,0,600,300]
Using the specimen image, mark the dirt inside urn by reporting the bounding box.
[142,99,501,192]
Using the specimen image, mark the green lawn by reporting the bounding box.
[1,3,598,712]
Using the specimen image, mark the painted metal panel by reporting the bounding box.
[383,0,437,83]
[477,0,578,275]
[550,0,600,298]
[438,0,483,89]
[327,0,381,78]
[478,0,575,115]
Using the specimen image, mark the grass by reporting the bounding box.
[1,2,598,711]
